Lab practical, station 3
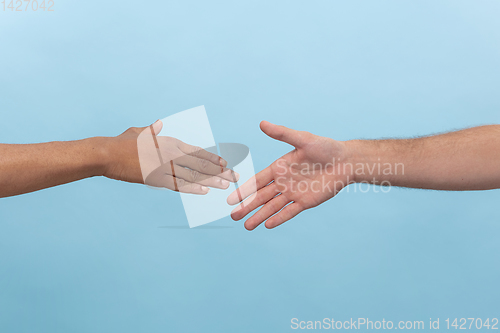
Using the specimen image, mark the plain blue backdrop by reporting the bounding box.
[1,1,499,332]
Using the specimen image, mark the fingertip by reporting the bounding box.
[230,204,243,219]
[244,221,255,231]
[260,120,272,132]
[219,157,228,167]
[220,179,230,189]
[226,194,236,205]
[232,172,240,182]
[152,119,163,135]
[260,121,282,140]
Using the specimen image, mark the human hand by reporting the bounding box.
[102,120,237,194]
[227,121,354,230]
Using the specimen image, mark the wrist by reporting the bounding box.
[342,139,369,184]
[343,139,405,186]
[345,140,390,184]
[83,136,111,177]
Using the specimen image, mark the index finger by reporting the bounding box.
[227,166,273,205]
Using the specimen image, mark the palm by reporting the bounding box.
[228,121,351,230]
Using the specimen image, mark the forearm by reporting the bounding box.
[0,138,107,198]
[345,125,500,190]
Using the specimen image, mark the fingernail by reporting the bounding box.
[201,186,209,193]
[233,172,240,181]
[220,179,230,188]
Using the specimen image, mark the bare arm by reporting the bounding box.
[348,125,500,190]
[229,122,500,230]
[0,138,106,198]
[0,120,235,198]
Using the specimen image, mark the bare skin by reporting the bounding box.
[228,121,500,230]
[0,120,235,198]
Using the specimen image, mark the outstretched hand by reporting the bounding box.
[103,120,237,194]
[227,121,354,230]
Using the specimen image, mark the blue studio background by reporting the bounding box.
[1,1,500,332]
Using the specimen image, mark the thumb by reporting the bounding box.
[150,119,163,136]
[260,120,304,148]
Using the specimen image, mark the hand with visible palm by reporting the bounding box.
[227,121,355,230]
